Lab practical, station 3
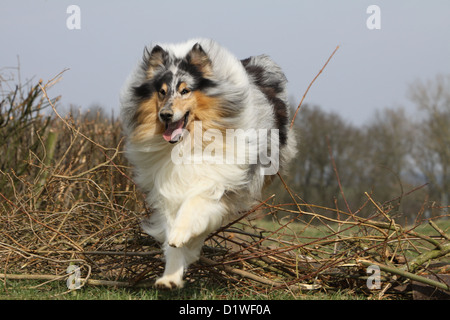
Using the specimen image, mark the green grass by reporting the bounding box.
[0,279,367,300]
[412,219,450,235]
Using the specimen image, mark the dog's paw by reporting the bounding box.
[168,234,189,248]
[155,275,184,290]
[168,226,194,248]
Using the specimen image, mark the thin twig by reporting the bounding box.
[290,45,339,128]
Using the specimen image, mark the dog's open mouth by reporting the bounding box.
[162,111,190,144]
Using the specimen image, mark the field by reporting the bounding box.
[1,73,449,300]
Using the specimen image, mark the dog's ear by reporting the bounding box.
[187,43,212,76]
[143,45,168,78]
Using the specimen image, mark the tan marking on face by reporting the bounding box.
[178,82,189,93]
[131,94,164,142]
[158,83,168,99]
[186,91,224,133]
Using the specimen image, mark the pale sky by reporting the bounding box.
[1,0,450,125]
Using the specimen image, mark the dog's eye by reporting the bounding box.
[180,88,190,95]
[159,89,166,96]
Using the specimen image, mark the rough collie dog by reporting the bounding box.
[120,39,296,289]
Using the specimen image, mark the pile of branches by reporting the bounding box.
[1,73,449,299]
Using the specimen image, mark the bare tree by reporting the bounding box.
[279,105,365,210]
[363,108,414,200]
[409,75,450,212]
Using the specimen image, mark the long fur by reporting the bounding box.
[120,39,296,289]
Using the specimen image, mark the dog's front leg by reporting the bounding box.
[155,237,205,289]
[168,195,225,248]
[154,245,185,289]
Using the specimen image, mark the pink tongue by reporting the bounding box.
[163,119,185,142]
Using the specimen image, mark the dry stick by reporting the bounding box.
[33,130,59,204]
[48,201,82,246]
[263,203,389,237]
[36,71,127,206]
[200,257,278,286]
[199,257,320,291]
[365,192,444,250]
[326,136,352,215]
[277,172,303,215]
[221,211,381,267]
[223,212,306,263]
[0,273,132,288]
[248,200,423,268]
[52,144,121,180]
[38,72,115,152]
[401,242,450,273]
[360,196,450,274]
[290,45,340,129]
[365,192,393,223]
[364,191,408,265]
[429,220,450,241]
[0,192,83,251]
[25,249,161,256]
[206,194,275,241]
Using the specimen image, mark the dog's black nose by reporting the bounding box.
[159,110,173,123]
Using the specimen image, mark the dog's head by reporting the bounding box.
[131,43,223,143]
